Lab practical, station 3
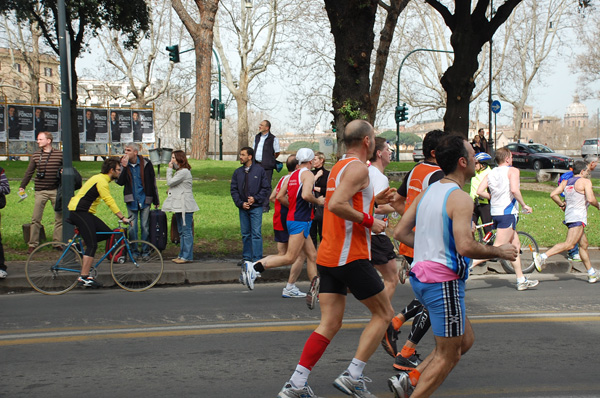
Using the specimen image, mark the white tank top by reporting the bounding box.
[413,182,470,280]
[564,177,589,224]
[488,166,519,216]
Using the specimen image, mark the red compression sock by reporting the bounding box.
[298,332,331,371]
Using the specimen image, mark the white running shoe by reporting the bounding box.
[388,371,414,398]
[333,371,376,398]
[517,278,539,291]
[282,286,307,298]
[533,252,545,273]
[588,270,600,283]
[244,261,259,290]
[278,382,321,398]
[0,269,7,279]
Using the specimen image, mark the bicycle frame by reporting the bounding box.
[52,227,137,274]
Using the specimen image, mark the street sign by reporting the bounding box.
[491,100,501,114]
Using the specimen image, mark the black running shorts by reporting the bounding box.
[370,234,397,265]
[317,259,384,301]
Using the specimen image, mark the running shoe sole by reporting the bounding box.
[306,276,320,310]
[381,323,399,358]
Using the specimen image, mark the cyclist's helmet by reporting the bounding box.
[475,152,492,164]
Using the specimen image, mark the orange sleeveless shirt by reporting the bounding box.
[316,157,375,267]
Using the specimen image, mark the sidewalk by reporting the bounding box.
[1,250,599,294]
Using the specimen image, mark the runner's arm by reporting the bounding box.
[550,180,567,209]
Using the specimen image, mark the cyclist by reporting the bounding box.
[67,158,130,288]
[470,152,493,234]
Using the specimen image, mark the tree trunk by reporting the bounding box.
[236,93,249,152]
[324,0,378,157]
[368,0,410,126]
[190,29,214,160]
[441,30,482,138]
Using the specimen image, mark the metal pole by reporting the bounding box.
[397,48,453,162]
[58,0,74,241]
[488,0,494,153]
[212,49,223,160]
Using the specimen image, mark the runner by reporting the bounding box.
[277,120,394,398]
[389,135,517,398]
[382,130,445,371]
[534,160,600,282]
[242,148,323,308]
[476,147,539,291]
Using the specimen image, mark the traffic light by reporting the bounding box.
[330,120,337,133]
[166,45,180,63]
[210,98,219,119]
[219,103,226,120]
[395,103,409,123]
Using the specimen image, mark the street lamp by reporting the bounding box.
[396,48,453,161]
[244,0,252,8]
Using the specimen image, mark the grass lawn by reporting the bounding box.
[1,158,598,262]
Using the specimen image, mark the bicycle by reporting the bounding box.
[25,220,164,295]
[474,221,539,274]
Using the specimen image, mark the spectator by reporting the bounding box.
[478,128,489,154]
[471,134,483,153]
[310,151,329,248]
[0,166,9,279]
[230,147,270,263]
[19,132,63,253]
[162,150,199,264]
[117,143,160,259]
[253,120,280,212]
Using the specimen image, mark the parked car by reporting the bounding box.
[506,142,573,171]
[581,138,600,157]
[412,142,424,162]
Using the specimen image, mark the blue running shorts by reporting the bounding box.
[286,220,312,238]
[410,275,466,338]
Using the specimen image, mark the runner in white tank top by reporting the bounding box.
[534,160,600,283]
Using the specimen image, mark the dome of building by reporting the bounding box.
[565,96,588,118]
[564,95,589,128]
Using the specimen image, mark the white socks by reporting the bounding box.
[289,365,310,388]
[347,358,366,380]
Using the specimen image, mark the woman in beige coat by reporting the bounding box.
[162,150,199,263]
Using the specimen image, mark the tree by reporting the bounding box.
[94,0,178,108]
[497,0,573,140]
[573,4,600,100]
[171,0,219,160]
[213,0,300,152]
[324,0,378,154]
[0,0,150,160]
[424,0,522,136]
[0,15,48,103]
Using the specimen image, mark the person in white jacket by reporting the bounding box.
[161,150,199,263]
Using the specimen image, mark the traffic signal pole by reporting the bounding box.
[396,48,453,161]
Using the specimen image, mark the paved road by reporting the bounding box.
[2,274,599,397]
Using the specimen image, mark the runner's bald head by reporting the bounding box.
[343,120,373,149]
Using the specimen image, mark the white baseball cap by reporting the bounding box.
[296,148,315,163]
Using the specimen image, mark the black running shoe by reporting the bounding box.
[306,276,320,310]
[393,352,423,370]
[77,276,103,289]
[381,323,400,357]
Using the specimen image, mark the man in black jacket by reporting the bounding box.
[117,143,160,258]
[230,147,270,263]
[253,120,280,212]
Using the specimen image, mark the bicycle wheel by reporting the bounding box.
[26,242,82,295]
[500,231,539,274]
[111,240,164,292]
